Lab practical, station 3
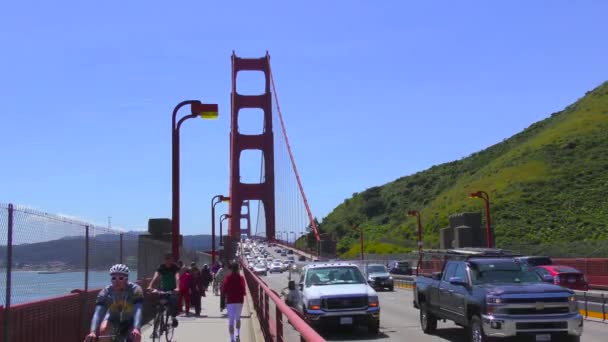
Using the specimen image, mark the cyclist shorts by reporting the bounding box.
[102,319,134,341]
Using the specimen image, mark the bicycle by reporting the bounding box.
[149,290,176,342]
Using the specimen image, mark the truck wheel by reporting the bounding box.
[420,303,437,334]
[470,315,490,342]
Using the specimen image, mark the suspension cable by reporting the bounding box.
[268,58,320,242]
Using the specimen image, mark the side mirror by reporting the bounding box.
[432,272,442,280]
[449,277,468,287]
[299,283,304,291]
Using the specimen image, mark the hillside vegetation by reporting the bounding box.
[314,82,608,258]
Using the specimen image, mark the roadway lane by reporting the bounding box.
[252,244,608,341]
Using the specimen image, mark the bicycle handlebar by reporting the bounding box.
[147,289,175,295]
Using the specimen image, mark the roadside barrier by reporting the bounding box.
[242,260,326,342]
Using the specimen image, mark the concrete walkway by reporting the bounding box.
[141,291,258,342]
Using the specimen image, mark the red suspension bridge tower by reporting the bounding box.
[228,52,276,254]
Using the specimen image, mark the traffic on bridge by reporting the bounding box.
[2,2,608,342]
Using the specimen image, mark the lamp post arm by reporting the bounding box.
[177,113,199,131]
[172,100,198,129]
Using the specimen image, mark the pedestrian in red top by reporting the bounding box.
[178,267,192,316]
[222,262,246,342]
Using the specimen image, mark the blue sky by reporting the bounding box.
[1,1,607,236]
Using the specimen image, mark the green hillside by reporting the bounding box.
[313,82,608,258]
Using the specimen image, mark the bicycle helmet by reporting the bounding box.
[109,264,129,276]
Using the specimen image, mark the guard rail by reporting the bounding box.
[241,260,326,342]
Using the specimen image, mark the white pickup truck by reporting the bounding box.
[296,262,380,334]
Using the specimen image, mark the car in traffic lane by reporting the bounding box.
[533,265,589,291]
[414,249,583,342]
[269,262,284,273]
[365,264,394,291]
[253,263,268,276]
[297,262,380,334]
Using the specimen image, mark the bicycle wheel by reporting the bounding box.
[164,310,175,342]
[151,309,163,342]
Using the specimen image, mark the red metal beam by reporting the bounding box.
[229,52,276,249]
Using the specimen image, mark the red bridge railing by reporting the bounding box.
[0,279,155,342]
[241,260,325,342]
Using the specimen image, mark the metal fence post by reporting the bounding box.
[602,293,606,322]
[4,204,14,342]
[85,226,90,292]
[276,305,283,342]
[584,292,588,318]
[119,233,124,264]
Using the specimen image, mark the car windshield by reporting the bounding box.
[470,262,542,284]
[305,266,366,286]
[367,265,387,273]
[255,263,266,268]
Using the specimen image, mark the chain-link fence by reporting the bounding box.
[0,203,200,341]
[0,203,134,306]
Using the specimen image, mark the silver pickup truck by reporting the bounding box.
[296,262,381,334]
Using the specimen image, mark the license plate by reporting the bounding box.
[535,334,551,341]
[340,317,353,325]
[568,278,576,283]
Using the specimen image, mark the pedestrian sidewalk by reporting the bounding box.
[141,291,258,342]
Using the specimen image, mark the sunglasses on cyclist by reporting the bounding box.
[111,275,126,281]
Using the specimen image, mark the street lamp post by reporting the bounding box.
[172,100,218,260]
[211,195,230,264]
[353,224,363,260]
[470,190,493,248]
[407,210,423,255]
[290,232,296,246]
[219,214,231,247]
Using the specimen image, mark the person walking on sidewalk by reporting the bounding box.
[178,267,192,316]
[215,263,229,312]
[201,264,213,291]
[213,262,225,296]
[222,262,246,342]
[189,262,205,316]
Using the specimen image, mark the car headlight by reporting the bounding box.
[368,295,379,308]
[308,298,322,310]
[569,295,578,312]
[485,295,504,315]
[368,276,375,281]
[486,296,503,304]
[389,276,393,280]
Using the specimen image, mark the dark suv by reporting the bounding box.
[389,261,412,275]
